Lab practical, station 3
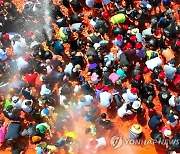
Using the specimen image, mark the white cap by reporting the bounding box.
[146,4,152,10]
[132,101,141,109]
[164,129,172,137]
[12,96,19,102]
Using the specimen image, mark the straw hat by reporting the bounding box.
[131,124,142,134]
[164,129,172,138]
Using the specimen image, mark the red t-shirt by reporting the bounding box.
[24,73,38,87]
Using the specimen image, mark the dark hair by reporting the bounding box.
[6,139,13,146]
[7,105,13,111]
[101,113,107,119]
[0,120,4,126]
[25,101,31,106]
[66,137,73,143]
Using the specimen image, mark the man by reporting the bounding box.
[100,86,112,107]
[148,114,162,129]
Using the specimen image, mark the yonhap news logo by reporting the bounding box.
[110,135,180,149]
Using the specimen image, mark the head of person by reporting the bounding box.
[25,101,32,106]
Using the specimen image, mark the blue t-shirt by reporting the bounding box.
[54,40,64,55]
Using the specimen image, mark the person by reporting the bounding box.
[21,99,33,113]
[0,120,7,143]
[36,123,52,137]
[148,114,162,129]
[99,86,112,107]
[5,122,21,143]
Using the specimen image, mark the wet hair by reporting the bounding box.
[88,15,93,19]
[85,128,91,134]
[25,101,31,106]
[7,105,13,111]
[6,139,13,146]
[101,113,107,119]
[0,120,4,126]
[87,30,92,34]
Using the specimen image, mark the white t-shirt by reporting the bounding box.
[102,0,110,5]
[145,57,162,70]
[0,49,7,61]
[122,89,138,103]
[86,0,94,7]
[22,100,33,113]
[17,57,29,70]
[12,99,23,110]
[12,41,23,56]
[64,63,73,75]
[78,95,94,107]
[100,92,112,107]
[169,95,176,107]
[40,84,52,96]
[60,94,68,108]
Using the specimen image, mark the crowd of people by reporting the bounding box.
[0,0,180,153]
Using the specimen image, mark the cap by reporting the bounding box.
[23,56,30,61]
[132,101,141,109]
[0,0,3,6]
[135,42,143,49]
[12,96,19,102]
[116,34,122,40]
[130,35,136,42]
[122,24,129,30]
[38,125,45,134]
[146,4,152,10]
[176,40,180,47]
[103,86,109,91]
[32,136,41,143]
[126,43,132,49]
[164,130,172,137]
[143,67,149,73]
[130,88,139,94]
[42,108,50,115]
[3,33,9,40]
[158,72,166,79]
[135,74,141,81]
[96,83,103,90]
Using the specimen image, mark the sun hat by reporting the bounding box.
[132,101,141,109]
[130,124,142,134]
[164,129,172,137]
